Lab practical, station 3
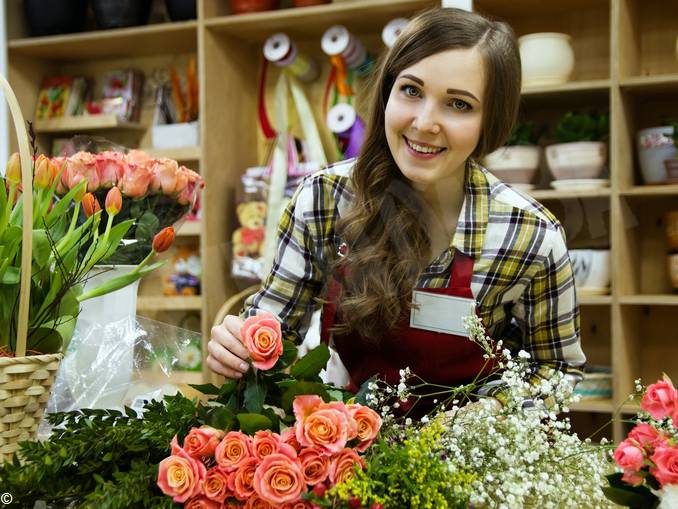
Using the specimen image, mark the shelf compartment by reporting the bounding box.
[620,74,678,93]
[142,146,201,162]
[620,185,678,197]
[137,296,202,311]
[619,295,678,305]
[176,220,202,237]
[8,21,198,60]
[530,188,611,200]
[34,115,146,133]
[578,294,612,305]
[521,79,611,97]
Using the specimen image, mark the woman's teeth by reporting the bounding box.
[405,138,444,154]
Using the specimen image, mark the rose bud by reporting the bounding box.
[5,152,21,184]
[152,226,175,253]
[312,483,327,498]
[82,193,101,218]
[105,186,122,215]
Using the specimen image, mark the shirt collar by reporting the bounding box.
[451,159,490,259]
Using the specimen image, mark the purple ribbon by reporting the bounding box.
[337,114,365,159]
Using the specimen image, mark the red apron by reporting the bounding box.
[320,250,494,390]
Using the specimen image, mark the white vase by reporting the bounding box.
[519,32,575,87]
[545,141,607,180]
[482,145,541,185]
[637,126,677,184]
[58,265,140,410]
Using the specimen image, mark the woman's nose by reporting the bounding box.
[412,104,440,134]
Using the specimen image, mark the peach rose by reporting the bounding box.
[177,166,203,205]
[215,431,253,472]
[231,457,258,500]
[203,466,232,502]
[613,439,645,472]
[298,446,330,485]
[240,312,284,371]
[119,162,153,198]
[347,404,382,452]
[328,448,365,486]
[66,151,99,191]
[281,427,302,453]
[245,496,275,509]
[281,501,312,509]
[651,446,678,487]
[628,423,668,452]
[253,430,283,460]
[150,158,180,195]
[641,379,678,420]
[95,151,126,188]
[294,396,356,455]
[126,149,153,168]
[157,447,207,503]
[185,495,222,509]
[253,453,306,505]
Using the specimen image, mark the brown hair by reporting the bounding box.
[332,7,521,340]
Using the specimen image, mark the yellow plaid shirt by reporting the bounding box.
[243,158,586,402]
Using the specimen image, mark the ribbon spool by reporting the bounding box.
[327,103,365,159]
[321,25,373,76]
[263,32,318,82]
[382,18,409,48]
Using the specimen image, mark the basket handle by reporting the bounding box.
[0,74,33,358]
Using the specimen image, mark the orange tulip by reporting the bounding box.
[152,226,175,253]
[82,193,101,217]
[105,186,122,215]
[33,155,52,189]
[5,152,21,184]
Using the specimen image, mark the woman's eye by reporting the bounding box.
[401,85,420,97]
[451,99,471,111]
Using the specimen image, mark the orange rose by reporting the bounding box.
[231,457,258,501]
[252,430,283,460]
[119,162,153,198]
[184,426,225,459]
[185,495,221,509]
[245,496,275,509]
[150,158,180,195]
[347,404,382,452]
[95,151,126,188]
[67,151,99,191]
[157,447,206,503]
[298,446,330,485]
[281,427,302,453]
[240,312,283,371]
[203,466,232,502]
[253,453,306,505]
[281,500,313,509]
[293,396,356,455]
[215,431,253,472]
[328,448,365,486]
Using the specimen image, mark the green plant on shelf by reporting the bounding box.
[505,120,544,146]
[553,111,609,143]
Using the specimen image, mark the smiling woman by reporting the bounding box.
[209,7,585,414]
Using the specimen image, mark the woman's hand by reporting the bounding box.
[207,315,251,379]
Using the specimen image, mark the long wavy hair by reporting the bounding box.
[331,7,521,340]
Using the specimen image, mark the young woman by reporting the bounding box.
[208,8,586,406]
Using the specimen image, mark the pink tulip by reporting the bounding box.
[105,186,122,215]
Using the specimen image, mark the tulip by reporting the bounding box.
[105,186,122,216]
[152,226,175,253]
[5,152,21,184]
[33,155,52,189]
[82,193,101,218]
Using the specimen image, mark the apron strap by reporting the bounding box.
[320,277,341,345]
[449,250,475,289]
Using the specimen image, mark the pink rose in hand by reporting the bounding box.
[157,447,207,503]
[613,439,645,472]
[240,312,284,371]
[328,448,365,486]
[184,426,225,459]
[253,453,306,505]
[641,379,678,420]
[651,446,678,487]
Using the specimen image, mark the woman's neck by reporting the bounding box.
[412,165,467,236]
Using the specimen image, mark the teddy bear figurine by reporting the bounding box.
[163,247,202,296]
[232,201,266,258]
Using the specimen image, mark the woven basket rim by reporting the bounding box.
[0,353,63,367]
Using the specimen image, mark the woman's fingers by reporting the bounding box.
[222,315,251,359]
[206,337,249,378]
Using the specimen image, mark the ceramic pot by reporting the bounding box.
[91,0,152,29]
[666,211,678,252]
[519,32,575,87]
[482,145,541,184]
[546,141,607,180]
[230,0,280,14]
[23,0,87,36]
[165,0,196,21]
[637,126,677,184]
[568,249,611,294]
[669,254,678,290]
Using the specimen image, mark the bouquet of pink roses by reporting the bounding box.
[605,375,678,508]
[157,313,382,508]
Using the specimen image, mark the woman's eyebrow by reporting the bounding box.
[398,74,479,102]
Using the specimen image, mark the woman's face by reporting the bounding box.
[384,47,485,190]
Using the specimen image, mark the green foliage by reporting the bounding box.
[553,111,609,143]
[506,120,543,146]
[603,473,660,509]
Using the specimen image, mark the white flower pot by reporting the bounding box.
[637,126,677,184]
[568,249,610,294]
[482,145,541,185]
[545,141,607,180]
[519,32,575,87]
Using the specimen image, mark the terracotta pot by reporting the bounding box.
[293,0,330,6]
[230,0,279,14]
[668,254,678,290]
[665,211,678,252]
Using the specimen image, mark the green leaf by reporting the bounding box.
[189,383,222,396]
[601,485,659,508]
[236,413,272,434]
[276,340,298,368]
[27,327,63,354]
[244,369,266,413]
[135,211,159,242]
[281,381,330,412]
[1,266,20,284]
[31,229,51,268]
[45,180,87,227]
[207,407,236,431]
[290,344,330,380]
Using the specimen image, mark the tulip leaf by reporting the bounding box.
[28,326,63,354]
[1,267,20,284]
[100,219,135,260]
[281,381,330,412]
[290,343,330,380]
[236,413,272,434]
[31,229,51,268]
[45,180,87,227]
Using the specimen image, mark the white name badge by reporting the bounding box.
[409,290,477,336]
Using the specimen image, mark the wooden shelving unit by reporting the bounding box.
[33,115,146,133]
[6,0,678,442]
[142,145,202,162]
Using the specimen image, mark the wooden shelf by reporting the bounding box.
[529,188,611,200]
[620,74,678,93]
[34,115,146,133]
[142,146,201,162]
[521,79,611,97]
[578,294,612,305]
[620,185,678,197]
[176,220,202,237]
[570,399,639,414]
[619,295,678,306]
[8,21,198,60]
[137,296,202,311]
[204,0,437,42]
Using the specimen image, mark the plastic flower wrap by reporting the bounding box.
[55,136,203,264]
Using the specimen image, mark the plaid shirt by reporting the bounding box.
[243,158,586,401]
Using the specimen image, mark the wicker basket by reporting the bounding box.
[0,74,62,462]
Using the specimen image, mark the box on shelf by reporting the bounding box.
[151,121,199,149]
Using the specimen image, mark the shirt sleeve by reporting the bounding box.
[487,223,586,407]
[241,175,329,345]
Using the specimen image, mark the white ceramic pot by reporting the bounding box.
[637,126,677,184]
[519,32,575,87]
[545,141,607,180]
[568,249,610,294]
[482,145,541,184]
